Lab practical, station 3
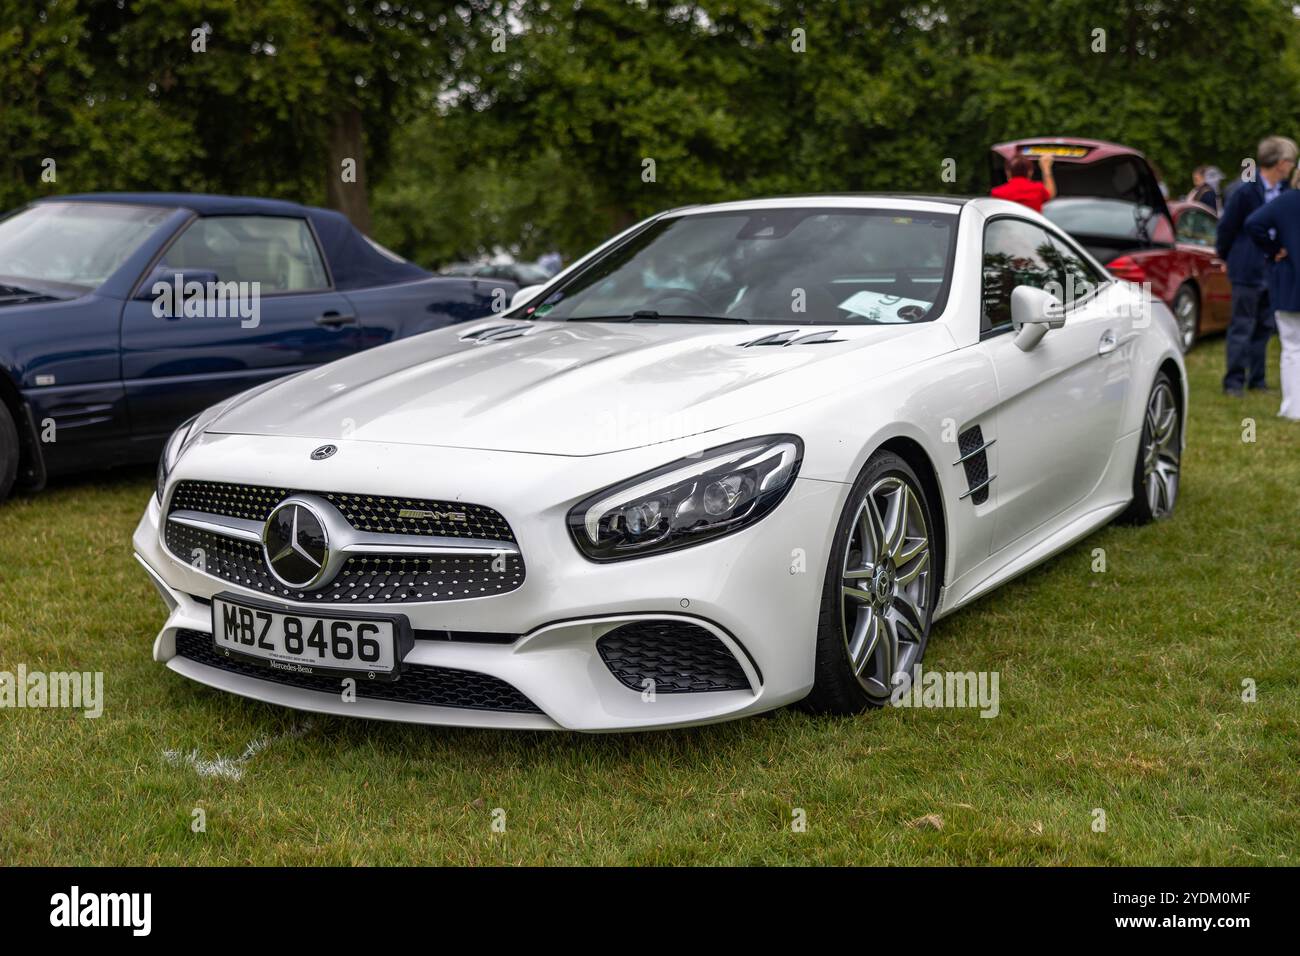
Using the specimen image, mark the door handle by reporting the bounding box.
[316,310,356,328]
[1098,328,1119,355]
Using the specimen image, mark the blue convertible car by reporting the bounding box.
[0,193,511,501]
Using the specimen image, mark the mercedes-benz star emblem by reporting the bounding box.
[311,444,337,460]
[263,501,330,588]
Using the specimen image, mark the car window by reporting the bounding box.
[1176,209,1217,247]
[162,216,330,292]
[1042,198,1147,239]
[513,264,551,284]
[1047,232,1106,304]
[981,218,1061,334]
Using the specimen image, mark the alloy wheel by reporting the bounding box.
[1142,381,1180,518]
[1174,289,1198,353]
[839,475,931,701]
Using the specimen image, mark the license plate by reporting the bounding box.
[211,596,404,679]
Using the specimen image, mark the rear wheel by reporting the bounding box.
[804,451,938,713]
[1172,284,1199,353]
[1118,371,1181,524]
[0,402,19,503]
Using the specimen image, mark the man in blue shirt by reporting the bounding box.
[1215,136,1297,396]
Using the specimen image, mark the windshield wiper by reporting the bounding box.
[0,282,64,304]
[568,310,749,324]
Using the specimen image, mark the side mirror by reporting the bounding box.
[1010,285,1065,352]
[510,284,546,311]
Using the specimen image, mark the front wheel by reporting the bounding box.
[804,451,939,714]
[1118,371,1181,524]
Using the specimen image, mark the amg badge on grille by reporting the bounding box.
[398,508,468,522]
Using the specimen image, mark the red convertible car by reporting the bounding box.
[991,138,1231,351]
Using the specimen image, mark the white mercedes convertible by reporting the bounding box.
[134,195,1186,731]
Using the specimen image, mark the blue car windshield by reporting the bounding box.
[0,202,172,292]
[528,207,958,325]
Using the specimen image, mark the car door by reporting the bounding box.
[976,217,1132,553]
[120,214,358,442]
[1175,207,1232,330]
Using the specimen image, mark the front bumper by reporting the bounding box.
[134,433,846,731]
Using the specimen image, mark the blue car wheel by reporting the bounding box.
[0,402,18,502]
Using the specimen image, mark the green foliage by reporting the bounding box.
[378,0,1300,264]
[3,0,1299,266]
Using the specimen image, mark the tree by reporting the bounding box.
[10,0,510,228]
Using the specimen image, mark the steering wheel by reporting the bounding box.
[644,288,714,314]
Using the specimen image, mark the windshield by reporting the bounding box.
[0,202,172,291]
[1042,198,1151,239]
[528,207,958,325]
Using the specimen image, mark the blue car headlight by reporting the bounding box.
[568,435,803,561]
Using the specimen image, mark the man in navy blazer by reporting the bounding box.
[1215,136,1297,396]
[1245,178,1300,420]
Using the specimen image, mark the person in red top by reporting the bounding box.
[991,153,1057,213]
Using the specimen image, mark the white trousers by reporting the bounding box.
[1277,311,1300,420]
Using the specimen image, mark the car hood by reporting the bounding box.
[208,318,953,456]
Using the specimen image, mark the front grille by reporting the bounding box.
[165,480,524,603]
[173,629,542,713]
[170,480,517,542]
[596,620,752,694]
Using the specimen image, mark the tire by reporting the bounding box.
[1172,284,1199,354]
[803,450,940,714]
[0,402,19,504]
[1117,371,1181,525]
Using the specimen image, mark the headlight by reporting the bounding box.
[568,435,803,561]
[155,415,198,504]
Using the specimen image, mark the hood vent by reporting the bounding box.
[459,322,535,344]
[742,328,845,348]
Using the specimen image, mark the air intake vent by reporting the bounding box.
[596,620,753,693]
[742,329,844,347]
[955,425,995,504]
[459,323,534,343]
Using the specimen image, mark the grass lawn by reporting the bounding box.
[1,338,1296,866]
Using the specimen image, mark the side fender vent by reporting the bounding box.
[955,425,995,505]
